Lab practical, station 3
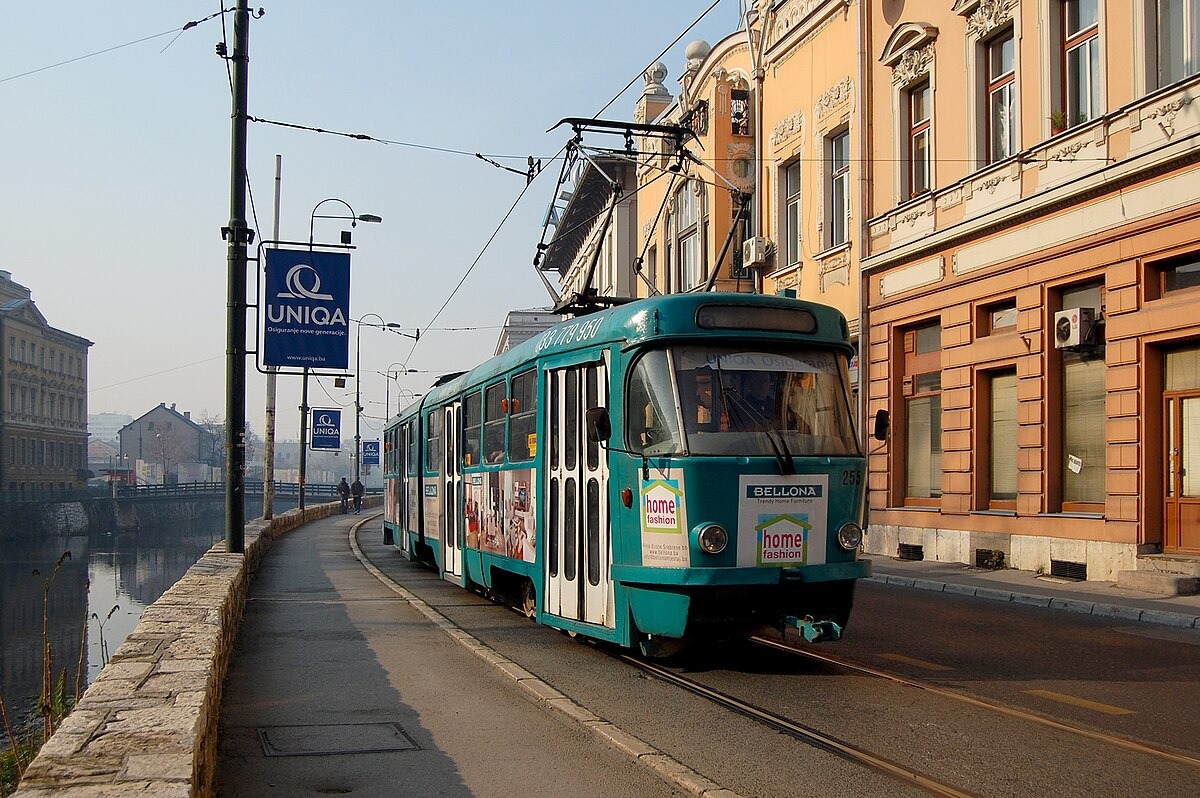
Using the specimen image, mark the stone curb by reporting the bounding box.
[868,573,1200,629]
[14,496,384,798]
[347,522,747,798]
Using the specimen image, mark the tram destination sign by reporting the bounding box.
[263,247,351,370]
[310,408,342,451]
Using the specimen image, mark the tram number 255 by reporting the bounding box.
[841,470,863,486]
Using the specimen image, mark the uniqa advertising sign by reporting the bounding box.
[310,409,342,451]
[263,248,351,369]
[361,439,381,466]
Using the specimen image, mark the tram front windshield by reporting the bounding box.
[626,345,859,457]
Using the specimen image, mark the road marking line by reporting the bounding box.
[1024,689,1136,715]
[880,653,953,671]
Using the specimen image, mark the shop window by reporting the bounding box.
[903,321,942,505]
[1059,282,1106,511]
[987,370,1019,509]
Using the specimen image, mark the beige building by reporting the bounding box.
[860,0,1200,582]
[0,271,92,496]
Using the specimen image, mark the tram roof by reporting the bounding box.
[395,292,849,424]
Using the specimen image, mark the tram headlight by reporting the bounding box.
[697,524,729,555]
[836,522,863,551]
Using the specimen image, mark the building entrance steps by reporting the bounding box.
[1117,553,1200,597]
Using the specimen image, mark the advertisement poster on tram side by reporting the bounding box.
[467,469,535,562]
[736,474,829,567]
[639,475,690,567]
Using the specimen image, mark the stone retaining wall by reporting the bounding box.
[13,496,384,797]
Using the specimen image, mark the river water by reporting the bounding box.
[0,499,297,737]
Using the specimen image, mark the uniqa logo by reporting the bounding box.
[278,264,334,301]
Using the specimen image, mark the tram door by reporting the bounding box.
[545,357,614,627]
[442,402,464,580]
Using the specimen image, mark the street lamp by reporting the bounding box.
[353,316,417,481]
[297,198,382,511]
[381,361,411,419]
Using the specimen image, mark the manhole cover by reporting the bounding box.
[258,723,418,757]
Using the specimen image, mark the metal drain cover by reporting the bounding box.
[258,723,418,757]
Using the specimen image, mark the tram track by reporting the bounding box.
[617,652,979,798]
[748,635,1200,772]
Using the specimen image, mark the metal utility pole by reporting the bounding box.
[223,0,250,553]
[263,154,281,520]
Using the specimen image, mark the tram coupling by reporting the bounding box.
[783,615,843,643]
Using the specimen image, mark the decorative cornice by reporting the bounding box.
[893,44,935,87]
[965,0,1016,40]
[815,77,853,119]
[770,111,805,149]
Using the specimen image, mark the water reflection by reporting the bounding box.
[0,499,295,736]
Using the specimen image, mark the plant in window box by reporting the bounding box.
[1049,109,1068,135]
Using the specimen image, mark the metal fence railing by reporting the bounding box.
[0,480,380,504]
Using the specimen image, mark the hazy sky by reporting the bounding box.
[4,1,738,444]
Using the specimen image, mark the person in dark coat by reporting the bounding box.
[337,477,351,514]
[351,477,364,514]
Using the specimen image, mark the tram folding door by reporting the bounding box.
[545,357,614,628]
[442,402,464,581]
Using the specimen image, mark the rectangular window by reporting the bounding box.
[484,381,507,464]
[674,181,701,289]
[908,81,932,196]
[904,321,942,505]
[1064,0,1100,126]
[406,421,418,476]
[463,391,482,466]
[1161,252,1200,293]
[987,30,1017,162]
[425,410,441,474]
[828,130,850,248]
[989,371,1019,507]
[1156,0,1200,86]
[508,369,537,461]
[784,161,802,266]
[1060,282,1105,510]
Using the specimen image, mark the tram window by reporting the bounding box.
[586,478,600,586]
[565,370,579,469]
[550,374,560,469]
[509,369,537,461]
[484,382,506,464]
[406,422,417,476]
[585,367,600,470]
[548,478,559,578]
[564,477,577,581]
[425,411,441,474]
[626,350,683,455]
[463,390,482,466]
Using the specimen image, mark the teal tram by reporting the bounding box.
[381,292,883,655]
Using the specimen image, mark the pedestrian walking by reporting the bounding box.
[351,477,364,514]
[337,477,351,514]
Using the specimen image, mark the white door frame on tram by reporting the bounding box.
[442,402,464,581]
[544,355,613,628]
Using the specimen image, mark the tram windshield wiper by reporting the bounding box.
[716,378,795,476]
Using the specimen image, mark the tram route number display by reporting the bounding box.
[736,474,829,567]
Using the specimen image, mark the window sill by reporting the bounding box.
[815,242,851,262]
[970,509,1017,517]
[884,505,941,512]
[1036,512,1105,520]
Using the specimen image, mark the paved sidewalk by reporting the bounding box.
[215,513,687,798]
[866,557,1200,630]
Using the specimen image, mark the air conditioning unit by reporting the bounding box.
[1053,307,1097,348]
[742,236,768,267]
